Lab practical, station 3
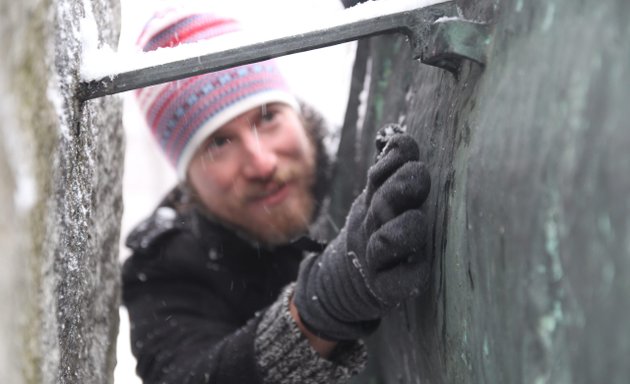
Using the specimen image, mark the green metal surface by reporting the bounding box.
[419,19,492,74]
[335,0,630,382]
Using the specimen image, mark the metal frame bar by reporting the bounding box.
[79,1,489,101]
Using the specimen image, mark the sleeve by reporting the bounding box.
[255,284,367,384]
[123,232,367,384]
[122,232,265,384]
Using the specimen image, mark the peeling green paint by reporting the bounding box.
[374,56,393,125]
[602,262,616,291]
[538,302,564,350]
[597,214,614,244]
[541,3,556,31]
[544,192,564,282]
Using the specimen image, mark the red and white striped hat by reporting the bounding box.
[135,7,299,180]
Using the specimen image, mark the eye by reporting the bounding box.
[261,109,277,123]
[256,104,282,131]
[209,137,231,149]
[202,136,232,159]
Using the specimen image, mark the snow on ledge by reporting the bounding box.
[80,0,450,81]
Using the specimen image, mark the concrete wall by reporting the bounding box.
[336,0,630,382]
[0,0,123,383]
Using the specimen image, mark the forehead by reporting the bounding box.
[227,104,267,125]
[216,102,299,133]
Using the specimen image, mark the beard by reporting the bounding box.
[192,151,317,247]
[248,189,314,245]
[235,163,316,245]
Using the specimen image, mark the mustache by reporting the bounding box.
[242,165,303,201]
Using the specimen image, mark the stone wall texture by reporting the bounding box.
[0,0,123,383]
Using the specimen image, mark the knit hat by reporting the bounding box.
[135,8,300,180]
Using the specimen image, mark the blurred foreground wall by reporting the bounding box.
[336,0,630,382]
[0,0,122,383]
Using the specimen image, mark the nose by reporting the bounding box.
[241,131,277,180]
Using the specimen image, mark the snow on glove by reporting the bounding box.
[294,125,431,341]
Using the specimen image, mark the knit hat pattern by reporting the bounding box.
[136,8,299,179]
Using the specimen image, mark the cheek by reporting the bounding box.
[188,158,235,197]
[278,121,314,160]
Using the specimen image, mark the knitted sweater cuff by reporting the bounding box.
[255,284,367,384]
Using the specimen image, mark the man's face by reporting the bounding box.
[187,103,317,245]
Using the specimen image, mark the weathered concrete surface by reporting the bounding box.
[0,0,123,383]
[337,0,630,382]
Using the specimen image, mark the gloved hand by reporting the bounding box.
[294,125,431,341]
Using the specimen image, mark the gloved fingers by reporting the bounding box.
[365,209,427,274]
[365,209,430,307]
[365,161,430,232]
[366,134,420,200]
[375,124,407,155]
[372,253,431,309]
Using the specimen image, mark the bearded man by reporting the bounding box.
[122,8,432,384]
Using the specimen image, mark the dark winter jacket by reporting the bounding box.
[121,106,367,384]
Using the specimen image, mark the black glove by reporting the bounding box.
[294,125,431,341]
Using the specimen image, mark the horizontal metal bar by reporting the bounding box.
[78,1,458,101]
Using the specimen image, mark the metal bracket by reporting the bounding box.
[78,1,491,101]
[415,18,492,74]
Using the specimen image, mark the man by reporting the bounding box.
[122,7,432,384]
